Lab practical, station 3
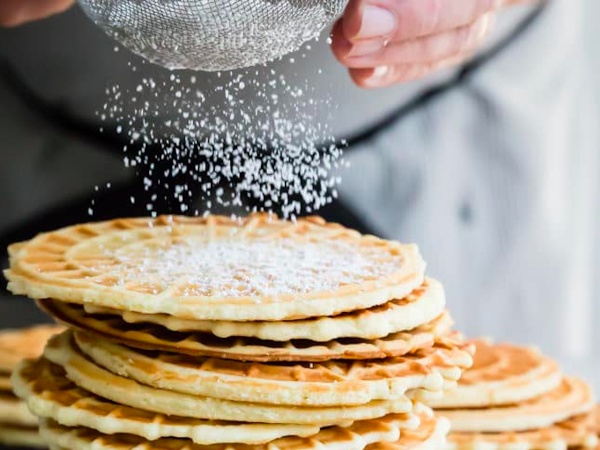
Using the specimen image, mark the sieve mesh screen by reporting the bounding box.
[78,0,348,71]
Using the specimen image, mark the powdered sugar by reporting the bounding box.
[97,63,346,220]
[100,237,402,299]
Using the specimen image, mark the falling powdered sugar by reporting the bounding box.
[97,63,346,219]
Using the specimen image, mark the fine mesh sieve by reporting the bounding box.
[78,0,349,72]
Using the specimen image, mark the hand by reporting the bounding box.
[331,0,505,88]
[0,0,74,27]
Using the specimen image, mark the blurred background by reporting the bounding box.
[0,0,598,398]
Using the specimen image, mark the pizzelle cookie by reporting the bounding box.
[44,331,414,425]
[439,377,595,432]
[446,412,599,450]
[74,330,473,406]
[590,404,600,450]
[12,357,343,445]
[0,423,46,448]
[0,390,38,427]
[428,339,563,408]
[367,410,450,450]
[81,278,446,342]
[0,324,63,372]
[39,298,455,362]
[0,375,12,390]
[37,408,443,450]
[6,215,426,321]
[431,340,598,450]
[0,325,63,447]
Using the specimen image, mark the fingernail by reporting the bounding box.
[372,66,389,78]
[357,6,396,39]
[348,39,384,58]
[362,66,390,87]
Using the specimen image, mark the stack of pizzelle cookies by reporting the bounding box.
[4,214,474,449]
[0,324,63,448]
[427,339,599,450]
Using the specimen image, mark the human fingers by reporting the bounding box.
[340,0,500,44]
[333,12,493,68]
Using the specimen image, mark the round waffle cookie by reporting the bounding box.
[81,278,446,342]
[439,377,595,432]
[446,411,599,450]
[38,408,445,450]
[591,404,600,450]
[74,331,472,406]
[0,374,11,390]
[44,332,413,425]
[6,215,426,321]
[0,324,64,372]
[428,339,563,409]
[0,423,45,448]
[0,324,63,448]
[0,390,38,427]
[367,412,449,449]
[39,298,454,362]
[13,357,355,445]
